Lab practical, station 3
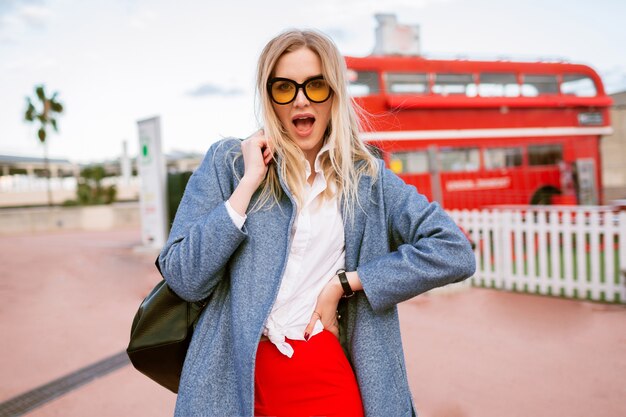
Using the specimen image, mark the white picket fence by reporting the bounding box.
[448,207,626,304]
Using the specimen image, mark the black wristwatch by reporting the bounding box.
[336,269,354,298]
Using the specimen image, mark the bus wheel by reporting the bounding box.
[530,186,561,205]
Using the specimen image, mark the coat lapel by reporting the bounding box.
[342,173,371,271]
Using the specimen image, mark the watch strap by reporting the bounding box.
[337,269,354,298]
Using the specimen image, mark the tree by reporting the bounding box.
[24,84,64,206]
[76,166,117,205]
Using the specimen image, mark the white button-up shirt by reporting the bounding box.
[225,144,345,357]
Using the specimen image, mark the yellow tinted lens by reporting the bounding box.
[271,81,296,103]
[305,79,330,102]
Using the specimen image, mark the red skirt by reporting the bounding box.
[254,330,364,417]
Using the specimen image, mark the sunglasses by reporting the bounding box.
[267,75,332,105]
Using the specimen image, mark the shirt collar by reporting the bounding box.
[304,141,332,178]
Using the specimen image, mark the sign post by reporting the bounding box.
[137,116,168,249]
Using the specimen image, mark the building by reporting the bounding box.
[0,154,77,178]
[0,150,204,207]
[602,91,626,202]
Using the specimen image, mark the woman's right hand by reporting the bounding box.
[227,130,273,218]
[241,129,273,190]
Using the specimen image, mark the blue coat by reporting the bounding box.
[158,138,476,417]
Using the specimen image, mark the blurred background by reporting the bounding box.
[2,0,626,162]
[2,0,626,208]
[1,1,625,416]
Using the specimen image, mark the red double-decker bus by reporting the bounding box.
[346,55,613,209]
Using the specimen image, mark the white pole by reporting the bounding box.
[137,116,168,249]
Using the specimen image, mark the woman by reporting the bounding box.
[158,29,475,417]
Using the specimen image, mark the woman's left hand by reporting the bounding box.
[304,276,344,340]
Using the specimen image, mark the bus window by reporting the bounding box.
[484,147,523,169]
[389,151,429,174]
[561,74,597,97]
[386,72,428,94]
[433,73,477,96]
[528,144,563,166]
[478,73,520,97]
[440,148,480,172]
[521,74,559,96]
[347,70,379,96]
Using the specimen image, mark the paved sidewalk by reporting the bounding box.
[0,229,176,416]
[0,228,624,417]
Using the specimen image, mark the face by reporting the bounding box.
[270,47,332,162]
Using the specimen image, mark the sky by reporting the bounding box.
[1,0,625,163]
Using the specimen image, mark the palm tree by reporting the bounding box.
[24,84,64,206]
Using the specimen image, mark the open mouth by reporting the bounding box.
[292,115,316,136]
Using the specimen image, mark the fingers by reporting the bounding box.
[260,131,274,165]
[240,129,274,187]
[263,146,273,165]
[304,310,340,341]
[244,130,266,149]
[303,310,321,341]
[305,282,342,341]
[246,129,274,166]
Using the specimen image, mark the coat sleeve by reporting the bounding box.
[356,165,476,313]
[157,139,248,302]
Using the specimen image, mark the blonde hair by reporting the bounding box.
[250,29,378,220]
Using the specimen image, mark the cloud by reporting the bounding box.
[0,33,16,44]
[127,10,158,30]
[0,0,38,15]
[0,0,52,44]
[186,83,244,98]
[18,3,52,26]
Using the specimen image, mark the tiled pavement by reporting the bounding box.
[0,228,624,417]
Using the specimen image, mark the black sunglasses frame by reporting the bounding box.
[266,75,332,105]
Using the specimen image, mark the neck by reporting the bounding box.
[303,152,315,185]
[302,139,324,185]
[303,141,324,171]
[304,153,316,172]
